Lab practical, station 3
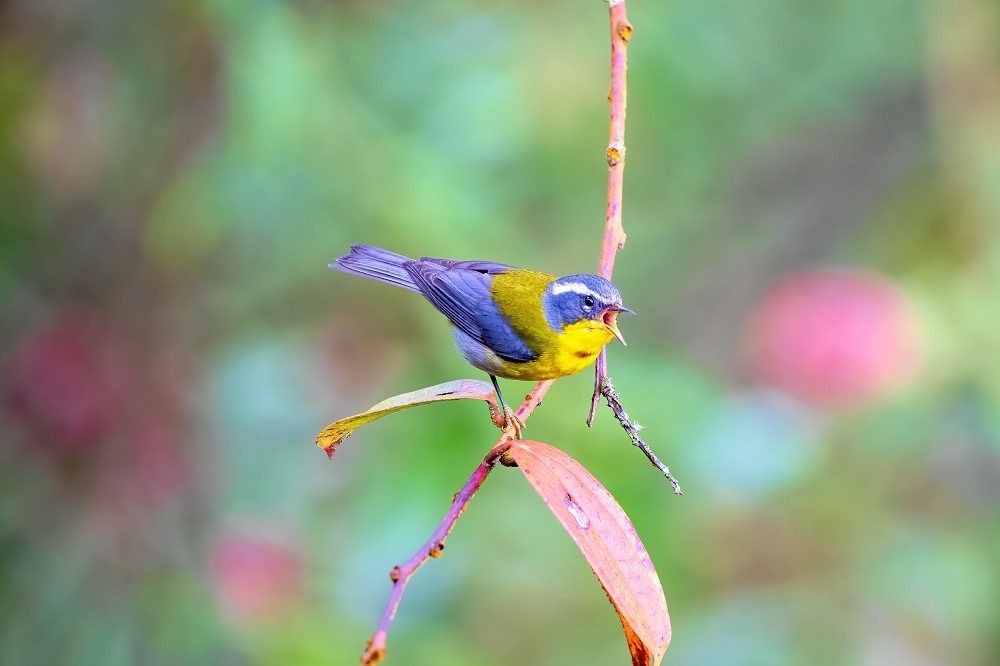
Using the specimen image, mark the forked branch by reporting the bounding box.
[362,441,513,665]
[360,385,549,665]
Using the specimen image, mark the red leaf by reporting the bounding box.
[315,379,498,459]
[508,440,670,665]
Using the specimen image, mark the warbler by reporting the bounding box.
[330,244,633,434]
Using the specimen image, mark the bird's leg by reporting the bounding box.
[489,374,524,438]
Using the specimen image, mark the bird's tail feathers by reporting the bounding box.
[329,244,420,292]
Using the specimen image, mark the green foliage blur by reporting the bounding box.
[2,0,998,664]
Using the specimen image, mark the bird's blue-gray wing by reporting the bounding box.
[404,262,535,362]
[418,256,513,274]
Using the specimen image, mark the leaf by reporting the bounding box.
[508,440,671,666]
[315,379,497,459]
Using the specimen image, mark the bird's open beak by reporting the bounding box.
[602,306,633,346]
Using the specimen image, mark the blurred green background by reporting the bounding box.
[2,0,999,664]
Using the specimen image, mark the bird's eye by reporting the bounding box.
[583,295,595,308]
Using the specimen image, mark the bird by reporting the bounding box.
[330,244,633,436]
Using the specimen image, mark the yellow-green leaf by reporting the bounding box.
[316,379,497,458]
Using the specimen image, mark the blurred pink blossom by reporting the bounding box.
[745,270,922,407]
[3,314,128,453]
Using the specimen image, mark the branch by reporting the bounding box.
[589,0,633,427]
[595,374,684,496]
[599,0,632,280]
[361,382,551,665]
[361,441,514,665]
[361,1,664,660]
[586,1,681,494]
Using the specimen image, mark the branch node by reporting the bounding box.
[388,566,401,583]
[617,23,634,43]
[362,641,385,666]
[606,141,626,167]
[429,542,445,558]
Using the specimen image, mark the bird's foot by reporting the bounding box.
[503,406,525,439]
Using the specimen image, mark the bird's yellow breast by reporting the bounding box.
[495,322,613,380]
[489,270,614,381]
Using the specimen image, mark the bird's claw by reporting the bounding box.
[503,407,525,439]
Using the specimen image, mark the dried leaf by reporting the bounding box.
[508,440,670,665]
[315,379,497,459]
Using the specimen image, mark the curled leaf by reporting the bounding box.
[315,379,497,459]
[508,440,670,666]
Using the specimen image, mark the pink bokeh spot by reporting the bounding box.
[2,314,128,453]
[746,270,922,407]
[212,535,303,624]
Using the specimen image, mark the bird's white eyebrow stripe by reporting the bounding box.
[551,282,600,298]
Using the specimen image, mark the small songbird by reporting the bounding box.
[330,244,633,435]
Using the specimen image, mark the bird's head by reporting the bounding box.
[542,274,633,345]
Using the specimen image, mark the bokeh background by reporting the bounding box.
[2,0,999,664]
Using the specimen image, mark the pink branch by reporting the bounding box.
[590,0,633,423]
[587,3,682,493]
[360,382,552,665]
[362,450,500,665]
[599,0,633,280]
[360,2,648,662]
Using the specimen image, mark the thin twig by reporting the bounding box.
[599,375,684,495]
[360,381,552,664]
[586,1,681,493]
[588,0,631,426]
[586,349,607,427]
[599,0,632,280]
[361,441,514,665]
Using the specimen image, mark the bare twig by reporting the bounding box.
[588,0,631,426]
[586,1,681,493]
[598,375,684,495]
[360,1,667,660]
[586,348,607,427]
[361,441,513,665]
[599,0,632,280]
[361,382,551,664]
